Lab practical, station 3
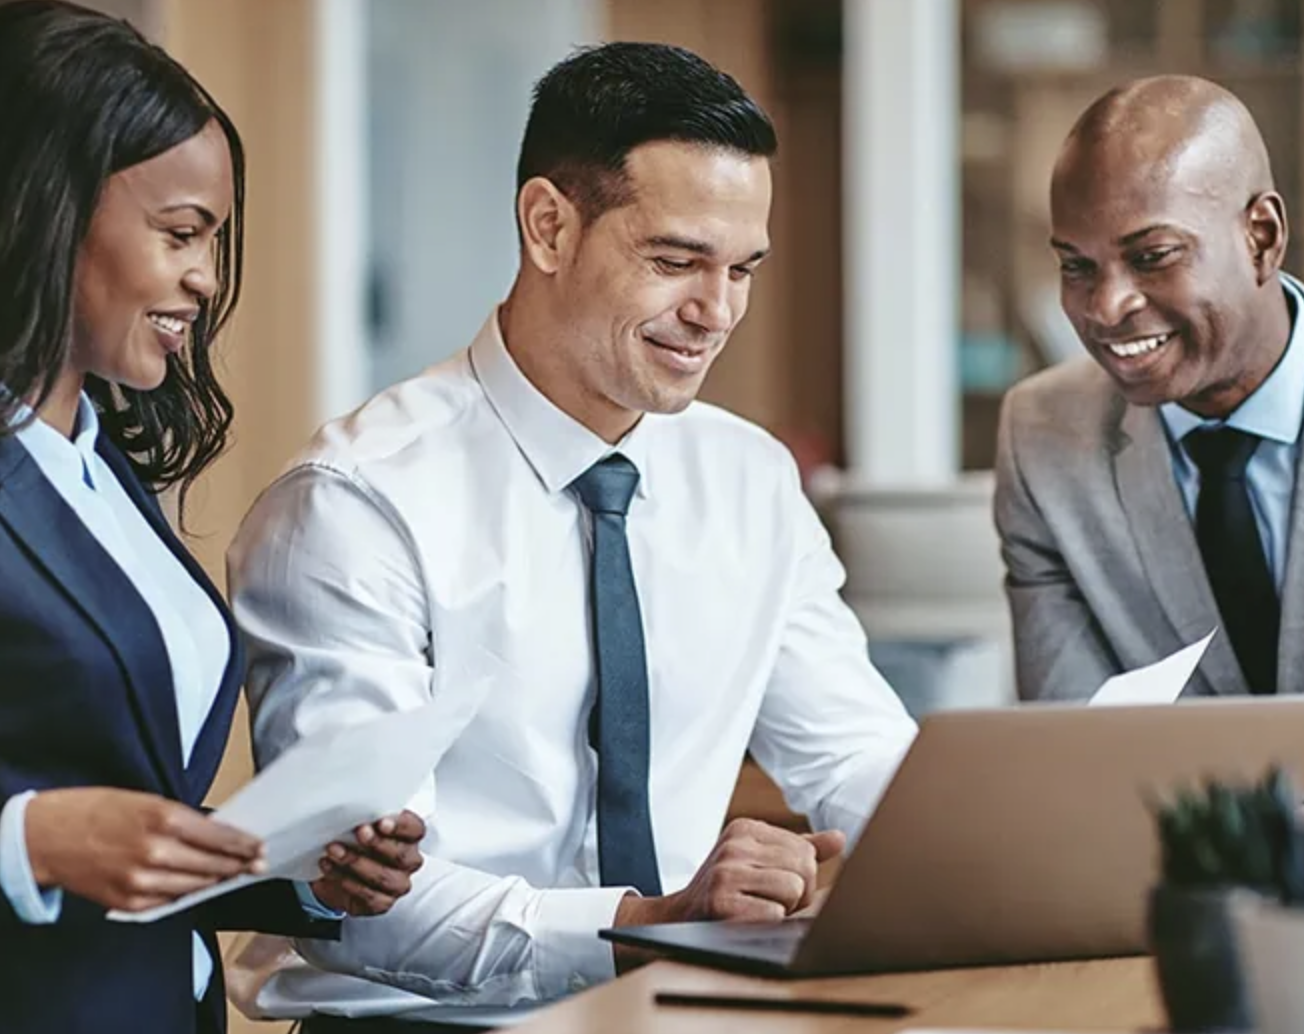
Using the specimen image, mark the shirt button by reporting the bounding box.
[568,974,588,993]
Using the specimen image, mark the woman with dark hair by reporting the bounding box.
[0,3,425,1032]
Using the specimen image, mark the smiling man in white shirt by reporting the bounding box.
[226,42,916,1031]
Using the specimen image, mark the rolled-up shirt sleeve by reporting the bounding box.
[227,465,626,1003]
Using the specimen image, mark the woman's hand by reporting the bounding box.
[24,787,266,913]
[309,809,425,916]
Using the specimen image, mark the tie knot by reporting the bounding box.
[571,454,640,516]
[1185,427,1262,481]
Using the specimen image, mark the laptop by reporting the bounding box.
[601,697,1304,977]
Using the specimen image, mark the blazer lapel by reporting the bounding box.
[94,440,243,802]
[1275,437,1304,694]
[1114,403,1249,696]
[0,436,187,796]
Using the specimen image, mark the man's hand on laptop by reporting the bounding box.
[611,818,845,971]
[310,809,426,916]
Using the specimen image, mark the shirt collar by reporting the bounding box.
[468,309,653,498]
[10,392,101,490]
[1161,272,1304,445]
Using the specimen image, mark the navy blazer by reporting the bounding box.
[0,431,338,1034]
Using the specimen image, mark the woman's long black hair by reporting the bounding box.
[0,0,244,507]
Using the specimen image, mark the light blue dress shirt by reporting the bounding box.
[1159,273,1304,591]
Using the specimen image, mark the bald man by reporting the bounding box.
[995,76,1304,700]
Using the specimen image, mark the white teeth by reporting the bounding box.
[657,341,698,358]
[149,314,187,336]
[1107,333,1171,358]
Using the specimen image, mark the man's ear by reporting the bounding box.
[518,177,579,275]
[1246,190,1289,285]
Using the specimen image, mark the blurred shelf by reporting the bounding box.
[977,58,1303,86]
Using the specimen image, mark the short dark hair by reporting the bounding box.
[0,0,244,509]
[516,42,777,223]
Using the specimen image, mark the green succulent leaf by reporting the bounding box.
[1153,767,1304,902]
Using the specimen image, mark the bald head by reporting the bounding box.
[1048,76,1292,419]
[1055,75,1273,214]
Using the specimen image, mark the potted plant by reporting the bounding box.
[1227,772,1304,1034]
[1234,893,1304,1034]
[1149,767,1303,1033]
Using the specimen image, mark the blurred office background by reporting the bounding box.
[39,1,1304,1027]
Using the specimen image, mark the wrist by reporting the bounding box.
[307,876,342,909]
[614,888,679,927]
[613,891,680,974]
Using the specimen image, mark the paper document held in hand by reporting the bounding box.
[1089,629,1216,706]
[108,697,450,924]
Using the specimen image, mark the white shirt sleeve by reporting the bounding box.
[297,858,628,1003]
[746,460,918,843]
[228,465,627,1003]
[0,791,62,923]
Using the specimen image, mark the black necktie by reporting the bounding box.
[570,454,662,895]
[1185,427,1279,695]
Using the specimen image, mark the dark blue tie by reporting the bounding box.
[1185,427,1279,694]
[571,454,662,895]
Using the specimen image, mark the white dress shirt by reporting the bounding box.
[226,311,917,1022]
[0,395,229,1000]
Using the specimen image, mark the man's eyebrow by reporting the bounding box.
[1050,224,1186,253]
[1117,223,1179,246]
[642,235,770,264]
[159,203,218,226]
[644,234,715,256]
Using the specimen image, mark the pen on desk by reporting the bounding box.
[653,991,913,1018]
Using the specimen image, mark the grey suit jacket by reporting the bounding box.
[994,357,1304,701]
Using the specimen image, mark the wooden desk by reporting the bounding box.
[510,957,1163,1033]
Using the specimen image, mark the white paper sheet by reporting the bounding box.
[1089,629,1216,706]
[108,693,467,924]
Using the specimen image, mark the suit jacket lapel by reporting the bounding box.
[1274,435,1304,694]
[94,440,243,802]
[0,435,187,796]
[1114,403,1249,696]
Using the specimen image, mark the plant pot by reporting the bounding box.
[1149,884,1255,1033]
[1233,894,1304,1034]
